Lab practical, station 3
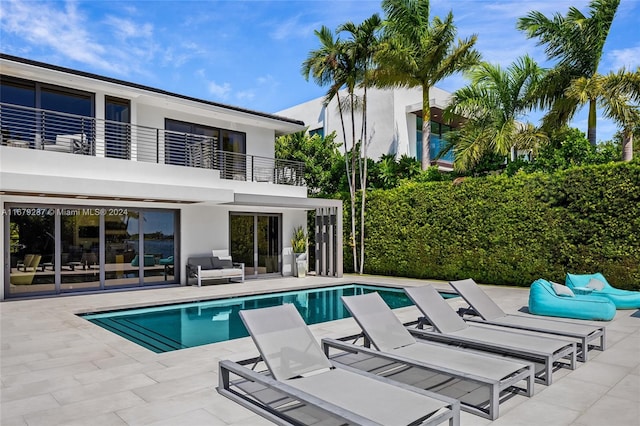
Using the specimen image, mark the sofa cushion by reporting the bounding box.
[189,257,214,270]
[587,278,605,291]
[211,256,234,269]
[199,267,243,278]
[219,258,234,268]
[551,282,575,297]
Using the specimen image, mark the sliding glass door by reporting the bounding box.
[4,204,178,298]
[8,208,55,296]
[105,96,131,159]
[230,213,281,278]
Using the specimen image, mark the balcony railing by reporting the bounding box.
[0,103,305,186]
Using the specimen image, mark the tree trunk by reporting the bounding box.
[622,129,633,162]
[421,85,432,170]
[349,92,359,273]
[359,85,368,275]
[587,98,597,146]
[336,93,358,273]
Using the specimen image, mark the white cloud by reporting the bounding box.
[606,45,640,70]
[104,16,154,40]
[0,0,116,71]
[236,90,255,101]
[257,74,277,86]
[269,14,321,40]
[481,1,590,19]
[208,81,232,99]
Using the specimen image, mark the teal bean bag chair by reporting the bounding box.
[528,278,616,321]
[565,273,640,310]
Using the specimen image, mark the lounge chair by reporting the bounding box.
[404,285,577,386]
[450,278,606,362]
[17,254,42,272]
[528,278,616,321]
[323,292,534,420]
[218,304,460,426]
[566,272,640,310]
[43,133,88,154]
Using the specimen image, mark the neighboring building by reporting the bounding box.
[277,86,464,170]
[0,54,342,300]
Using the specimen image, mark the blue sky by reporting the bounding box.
[1,0,639,144]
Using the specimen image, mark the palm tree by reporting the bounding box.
[338,14,382,274]
[566,68,640,161]
[302,26,358,272]
[375,0,480,170]
[517,0,620,145]
[610,67,640,161]
[301,25,350,161]
[302,16,382,274]
[444,56,548,172]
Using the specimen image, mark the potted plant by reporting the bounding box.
[291,226,307,277]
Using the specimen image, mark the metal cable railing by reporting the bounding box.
[0,103,305,186]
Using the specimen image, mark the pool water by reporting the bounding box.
[81,284,455,353]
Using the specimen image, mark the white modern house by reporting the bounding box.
[0,54,342,300]
[277,86,464,169]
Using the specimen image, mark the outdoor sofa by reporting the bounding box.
[528,278,616,321]
[186,255,244,286]
[450,278,606,361]
[565,272,640,310]
[218,303,460,426]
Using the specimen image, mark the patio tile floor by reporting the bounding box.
[2,275,638,425]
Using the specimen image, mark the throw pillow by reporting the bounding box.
[551,282,575,297]
[211,256,224,269]
[586,278,605,291]
[190,257,213,270]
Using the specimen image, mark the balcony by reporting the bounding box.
[0,103,305,186]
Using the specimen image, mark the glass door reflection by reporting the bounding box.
[104,211,140,288]
[8,208,55,296]
[230,213,280,278]
[257,215,280,275]
[143,211,175,284]
[60,210,101,291]
[230,215,255,275]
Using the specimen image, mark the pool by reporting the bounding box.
[81,284,456,353]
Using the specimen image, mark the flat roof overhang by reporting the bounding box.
[0,54,306,136]
[0,172,234,204]
[229,193,342,210]
[406,101,465,127]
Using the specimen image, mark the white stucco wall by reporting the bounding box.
[179,204,307,281]
[277,86,454,162]
[0,56,323,300]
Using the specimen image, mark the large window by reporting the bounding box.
[8,208,55,295]
[416,117,454,164]
[143,211,175,284]
[0,76,94,151]
[164,119,246,178]
[0,78,36,144]
[220,130,247,180]
[104,210,141,288]
[165,119,219,167]
[4,205,178,298]
[430,121,454,163]
[105,96,131,159]
[60,209,101,291]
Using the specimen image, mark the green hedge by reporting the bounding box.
[354,162,640,290]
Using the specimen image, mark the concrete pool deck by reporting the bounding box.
[2,275,639,426]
